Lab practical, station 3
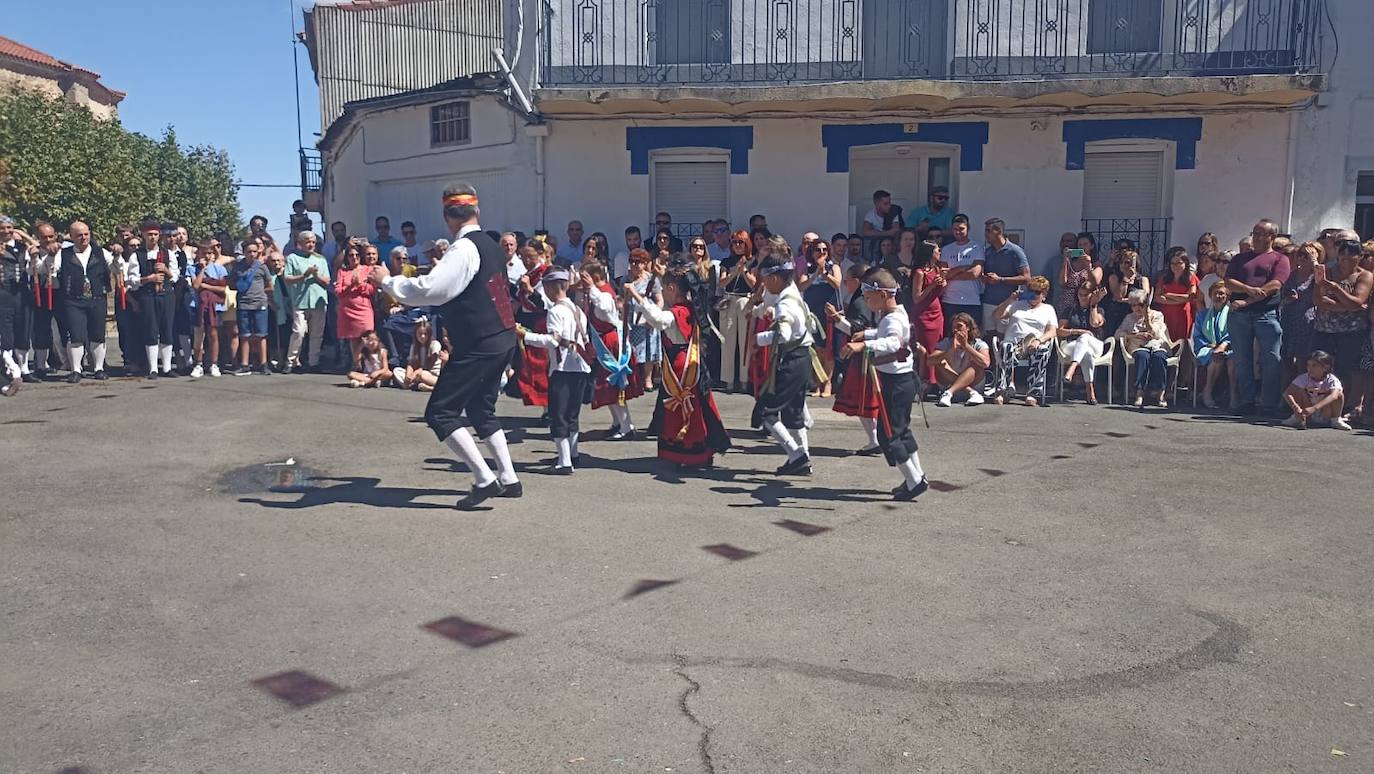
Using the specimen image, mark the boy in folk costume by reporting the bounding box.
[827,262,883,455]
[625,257,731,469]
[580,260,643,439]
[512,239,551,411]
[840,269,930,501]
[754,250,822,476]
[517,268,592,475]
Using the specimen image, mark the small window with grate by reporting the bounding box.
[430,102,471,147]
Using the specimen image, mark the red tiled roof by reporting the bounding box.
[0,34,126,101]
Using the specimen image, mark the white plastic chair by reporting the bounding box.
[1056,335,1116,404]
[1119,337,1185,406]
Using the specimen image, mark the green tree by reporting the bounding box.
[0,88,242,239]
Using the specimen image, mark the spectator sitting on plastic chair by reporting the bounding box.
[991,275,1058,407]
[1117,289,1173,409]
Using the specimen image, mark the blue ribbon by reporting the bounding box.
[590,319,634,390]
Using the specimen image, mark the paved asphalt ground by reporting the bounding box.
[2,371,1372,774]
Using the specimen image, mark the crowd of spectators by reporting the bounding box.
[3,196,1372,433]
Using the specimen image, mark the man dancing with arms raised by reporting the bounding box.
[367,183,522,510]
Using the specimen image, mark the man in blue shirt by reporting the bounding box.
[370,216,404,262]
[979,217,1030,337]
[909,186,955,234]
[554,219,585,266]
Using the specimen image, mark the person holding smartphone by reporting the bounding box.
[991,276,1057,406]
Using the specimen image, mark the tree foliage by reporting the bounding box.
[0,88,241,240]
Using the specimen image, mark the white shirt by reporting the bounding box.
[943,240,985,306]
[522,298,592,373]
[638,299,689,346]
[707,241,731,267]
[506,256,527,284]
[585,283,622,328]
[755,284,813,348]
[1004,299,1059,344]
[382,224,481,307]
[123,248,180,290]
[862,305,914,374]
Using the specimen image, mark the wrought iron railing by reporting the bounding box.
[1082,217,1173,276]
[300,149,323,196]
[541,0,1326,87]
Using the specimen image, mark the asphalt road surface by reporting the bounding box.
[3,373,1371,773]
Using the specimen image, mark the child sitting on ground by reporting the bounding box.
[1283,350,1351,430]
[348,330,392,388]
[394,318,445,392]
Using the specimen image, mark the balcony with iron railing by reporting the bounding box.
[540,0,1326,101]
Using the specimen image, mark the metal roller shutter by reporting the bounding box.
[1081,151,1164,219]
[652,160,728,234]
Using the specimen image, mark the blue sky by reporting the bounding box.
[8,0,322,242]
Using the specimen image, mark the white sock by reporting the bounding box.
[797,427,810,456]
[69,344,86,373]
[802,402,814,429]
[897,458,921,488]
[555,436,572,468]
[1,350,17,379]
[570,431,579,458]
[15,349,31,374]
[766,420,800,457]
[159,344,173,373]
[481,430,520,486]
[145,345,159,373]
[859,417,879,448]
[610,405,632,433]
[91,343,107,372]
[34,348,48,372]
[444,428,497,487]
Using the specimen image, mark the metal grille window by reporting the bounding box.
[430,101,471,147]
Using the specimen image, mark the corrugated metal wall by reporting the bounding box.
[311,0,504,134]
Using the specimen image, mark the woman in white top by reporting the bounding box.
[991,275,1058,406]
[517,268,591,474]
[1116,288,1174,408]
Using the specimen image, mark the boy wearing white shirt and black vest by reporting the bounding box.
[371,182,522,511]
[518,268,592,475]
[754,249,817,476]
[841,268,930,500]
[125,220,183,379]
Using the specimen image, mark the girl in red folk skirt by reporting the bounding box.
[828,261,883,455]
[513,239,551,410]
[579,260,644,439]
[625,259,731,469]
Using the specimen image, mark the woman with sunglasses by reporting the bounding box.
[688,236,722,385]
[717,229,756,392]
[800,239,841,397]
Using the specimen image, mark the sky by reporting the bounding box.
[7,0,323,243]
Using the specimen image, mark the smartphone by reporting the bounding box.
[1068,248,1086,258]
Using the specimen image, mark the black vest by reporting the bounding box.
[60,245,111,299]
[135,249,176,296]
[0,240,23,292]
[438,229,515,349]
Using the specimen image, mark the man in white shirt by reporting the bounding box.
[125,221,183,379]
[400,221,426,271]
[554,220,585,267]
[322,221,349,265]
[706,219,732,266]
[611,226,643,281]
[860,189,905,260]
[941,214,984,333]
[368,182,522,510]
[754,253,816,476]
[0,215,26,394]
[517,268,590,474]
[500,232,525,284]
[63,221,117,382]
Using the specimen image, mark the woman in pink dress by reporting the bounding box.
[333,243,377,364]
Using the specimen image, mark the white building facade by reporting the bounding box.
[308,0,1370,274]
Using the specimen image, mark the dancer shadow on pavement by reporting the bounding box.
[239,476,462,511]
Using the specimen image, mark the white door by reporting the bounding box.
[651,157,728,238]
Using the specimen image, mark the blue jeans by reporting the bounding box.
[1227,308,1283,408]
[1132,349,1168,392]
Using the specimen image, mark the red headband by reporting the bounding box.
[443,194,478,207]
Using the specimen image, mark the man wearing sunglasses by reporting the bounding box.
[707,219,732,265]
[910,186,954,233]
[652,212,683,253]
